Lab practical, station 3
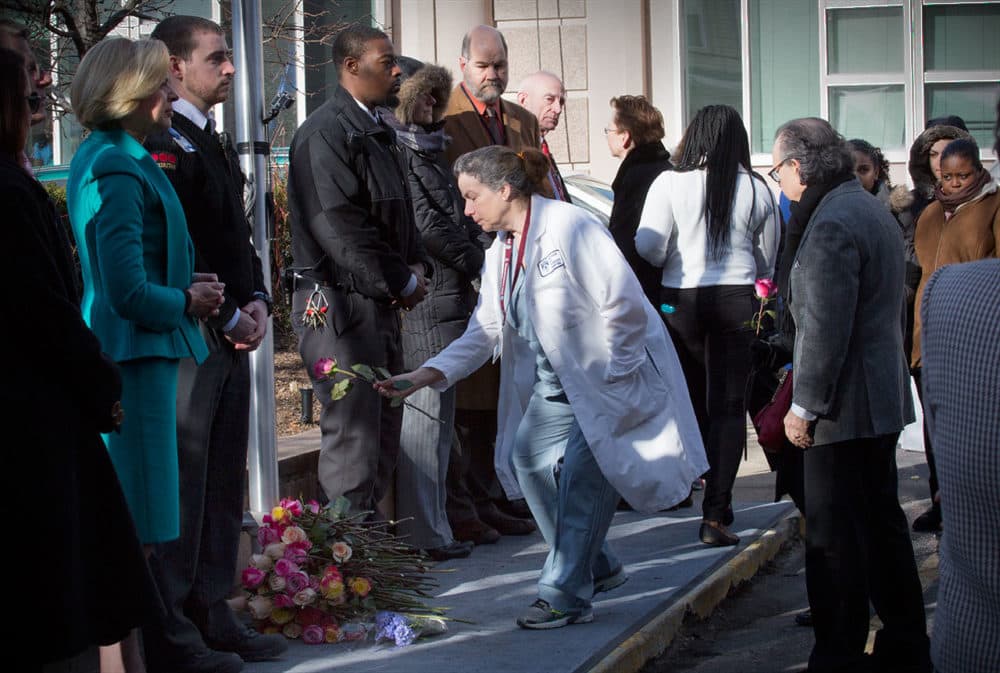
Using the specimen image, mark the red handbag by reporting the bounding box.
[752,368,793,453]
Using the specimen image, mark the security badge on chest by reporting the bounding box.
[537,250,565,277]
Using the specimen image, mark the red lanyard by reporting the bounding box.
[499,202,531,323]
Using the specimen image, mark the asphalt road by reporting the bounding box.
[640,445,939,673]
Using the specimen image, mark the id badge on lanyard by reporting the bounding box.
[494,203,531,362]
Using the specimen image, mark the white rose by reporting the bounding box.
[247,595,274,620]
[293,588,317,607]
[268,574,287,592]
[281,526,308,545]
[264,542,287,560]
[250,554,273,570]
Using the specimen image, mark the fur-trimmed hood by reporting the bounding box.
[876,181,914,215]
[907,124,972,195]
[395,64,453,126]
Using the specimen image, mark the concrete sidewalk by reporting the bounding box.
[239,429,800,673]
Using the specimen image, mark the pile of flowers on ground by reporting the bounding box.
[241,497,449,646]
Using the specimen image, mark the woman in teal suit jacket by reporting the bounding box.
[67,38,224,546]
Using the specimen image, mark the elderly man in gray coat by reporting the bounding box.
[771,118,931,673]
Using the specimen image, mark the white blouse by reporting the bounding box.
[635,168,781,289]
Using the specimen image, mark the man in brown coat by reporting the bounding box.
[441,24,540,545]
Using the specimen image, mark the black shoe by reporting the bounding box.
[451,518,502,545]
[911,506,941,533]
[699,521,739,547]
[149,648,243,673]
[424,540,474,561]
[496,497,533,520]
[207,629,287,663]
[478,504,537,536]
[794,609,812,627]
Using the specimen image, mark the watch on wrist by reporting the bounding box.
[253,291,273,316]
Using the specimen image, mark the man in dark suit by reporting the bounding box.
[143,16,286,673]
[773,117,931,673]
[287,24,428,518]
[440,24,539,544]
[517,70,571,202]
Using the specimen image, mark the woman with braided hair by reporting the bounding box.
[376,144,706,629]
[635,104,781,547]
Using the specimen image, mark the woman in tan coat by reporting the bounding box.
[911,137,999,531]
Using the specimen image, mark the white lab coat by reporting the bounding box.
[425,195,708,513]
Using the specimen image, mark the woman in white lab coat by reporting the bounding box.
[376,146,707,630]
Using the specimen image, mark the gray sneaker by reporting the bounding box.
[516,599,594,630]
[593,565,629,596]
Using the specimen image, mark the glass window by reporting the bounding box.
[924,4,1000,72]
[304,0,374,116]
[826,6,904,75]
[749,0,820,153]
[682,0,742,123]
[829,85,906,149]
[926,82,1000,148]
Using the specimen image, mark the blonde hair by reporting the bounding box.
[71,37,169,129]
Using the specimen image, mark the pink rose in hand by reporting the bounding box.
[313,358,337,380]
[754,278,777,299]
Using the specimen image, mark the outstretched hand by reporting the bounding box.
[373,367,445,400]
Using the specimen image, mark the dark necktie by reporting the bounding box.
[541,139,567,201]
[484,107,504,145]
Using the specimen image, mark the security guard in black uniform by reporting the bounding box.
[142,15,285,673]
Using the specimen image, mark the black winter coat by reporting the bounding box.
[608,142,672,306]
[0,157,155,666]
[288,85,427,301]
[398,143,484,369]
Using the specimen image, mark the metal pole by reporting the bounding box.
[231,0,280,515]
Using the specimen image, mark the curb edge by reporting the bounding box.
[587,512,802,673]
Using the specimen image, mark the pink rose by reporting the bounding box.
[305,499,321,514]
[286,570,310,594]
[330,541,352,563]
[257,525,280,547]
[273,593,295,608]
[279,498,304,517]
[322,565,343,582]
[281,526,308,546]
[241,567,266,589]
[274,558,299,577]
[283,544,309,565]
[302,624,325,645]
[313,358,337,380]
[754,278,777,299]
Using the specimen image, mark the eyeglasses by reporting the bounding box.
[603,126,623,136]
[768,156,791,182]
[26,92,42,114]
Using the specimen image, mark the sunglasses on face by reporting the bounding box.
[26,92,42,114]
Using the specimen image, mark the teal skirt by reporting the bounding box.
[105,357,180,544]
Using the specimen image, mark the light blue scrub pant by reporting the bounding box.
[512,391,623,612]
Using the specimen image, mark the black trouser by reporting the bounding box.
[909,367,939,511]
[145,329,250,660]
[293,286,403,515]
[447,408,501,523]
[803,433,930,673]
[660,285,755,523]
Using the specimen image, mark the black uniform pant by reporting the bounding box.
[803,433,931,673]
[145,329,250,659]
[295,286,403,515]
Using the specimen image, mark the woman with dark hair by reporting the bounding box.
[381,58,482,561]
[773,117,930,673]
[848,138,920,355]
[605,94,672,308]
[375,145,706,629]
[0,47,154,672]
[635,104,780,546]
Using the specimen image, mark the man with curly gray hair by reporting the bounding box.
[771,117,931,673]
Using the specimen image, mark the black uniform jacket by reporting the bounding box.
[145,112,268,331]
[287,85,426,302]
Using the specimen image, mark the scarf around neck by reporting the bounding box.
[382,112,449,156]
[933,168,994,217]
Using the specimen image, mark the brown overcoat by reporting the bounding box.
[912,182,1000,368]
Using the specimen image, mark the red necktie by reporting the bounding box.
[541,139,567,201]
